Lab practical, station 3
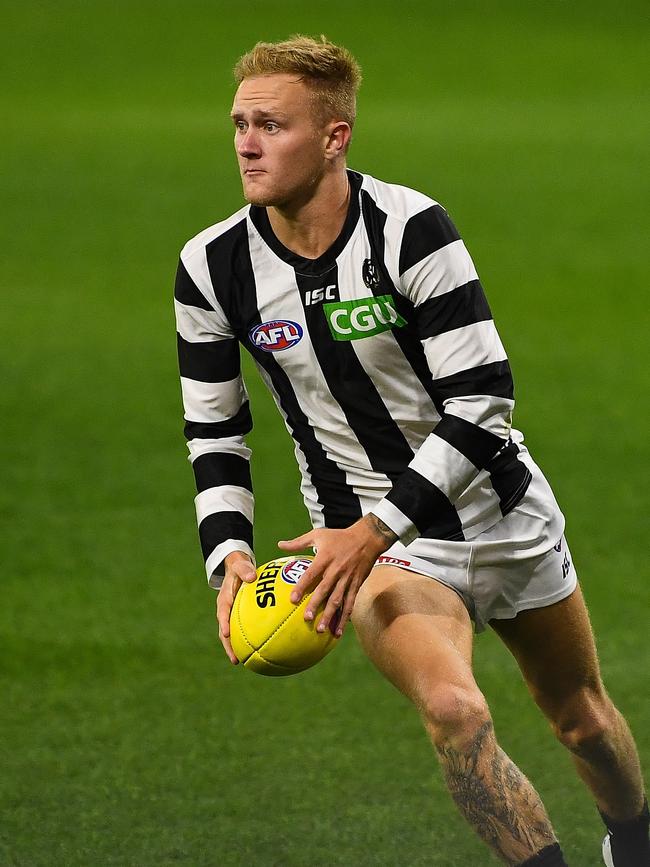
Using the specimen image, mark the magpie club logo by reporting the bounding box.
[362,258,380,290]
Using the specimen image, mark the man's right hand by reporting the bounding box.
[216,551,257,664]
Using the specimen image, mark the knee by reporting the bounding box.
[550,686,618,757]
[351,581,381,645]
[352,578,376,627]
[420,683,492,751]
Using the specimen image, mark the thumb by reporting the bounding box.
[232,559,257,583]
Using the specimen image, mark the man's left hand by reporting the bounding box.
[277,514,398,638]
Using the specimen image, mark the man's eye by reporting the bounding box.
[264,122,279,132]
[235,121,246,131]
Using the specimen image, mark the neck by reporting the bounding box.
[267,168,351,260]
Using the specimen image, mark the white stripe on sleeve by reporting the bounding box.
[400,239,478,306]
[443,396,514,440]
[409,435,479,501]
[195,485,254,526]
[174,299,232,343]
[422,320,507,380]
[180,376,248,423]
[187,436,252,462]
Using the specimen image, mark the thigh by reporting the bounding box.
[490,584,605,717]
[352,565,476,710]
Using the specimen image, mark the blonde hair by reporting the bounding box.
[233,35,362,127]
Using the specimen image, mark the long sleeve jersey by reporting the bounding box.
[175,170,532,587]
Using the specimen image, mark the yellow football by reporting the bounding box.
[229,556,337,676]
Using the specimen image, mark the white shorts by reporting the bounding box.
[374,452,578,632]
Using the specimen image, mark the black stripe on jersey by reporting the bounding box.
[254,350,364,528]
[184,402,253,441]
[175,258,214,310]
[205,218,255,334]
[415,280,492,339]
[486,440,532,516]
[385,468,465,541]
[295,267,415,481]
[432,413,505,470]
[205,218,363,529]
[192,451,252,494]
[177,333,240,383]
[198,511,253,562]
[359,190,446,417]
[399,205,461,276]
[433,360,515,403]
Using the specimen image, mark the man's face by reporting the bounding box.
[231,74,331,208]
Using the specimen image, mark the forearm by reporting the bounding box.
[371,401,512,545]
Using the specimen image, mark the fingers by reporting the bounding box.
[289,562,321,605]
[219,623,239,666]
[216,580,237,638]
[278,531,314,553]
[302,569,363,638]
[216,553,258,665]
[280,526,373,639]
[311,576,347,636]
[216,576,242,665]
[334,580,359,638]
[289,556,356,637]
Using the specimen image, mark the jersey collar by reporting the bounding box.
[249,170,363,276]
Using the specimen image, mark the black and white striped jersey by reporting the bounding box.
[175,170,532,587]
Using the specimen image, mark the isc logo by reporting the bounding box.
[304,285,336,307]
[249,320,303,352]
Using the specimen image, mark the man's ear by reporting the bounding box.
[324,121,352,160]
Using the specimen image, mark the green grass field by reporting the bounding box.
[1,2,648,864]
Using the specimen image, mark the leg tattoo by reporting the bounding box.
[435,721,557,864]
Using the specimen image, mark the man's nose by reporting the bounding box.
[237,128,261,158]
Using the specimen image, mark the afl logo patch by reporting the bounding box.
[249,320,303,352]
[280,558,311,585]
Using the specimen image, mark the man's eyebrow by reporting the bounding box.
[230,108,288,120]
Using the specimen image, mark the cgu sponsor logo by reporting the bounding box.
[280,558,312,585]
[324,295,407,341]
[249,320,303,352]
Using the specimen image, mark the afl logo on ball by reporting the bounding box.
[281,558,312,585]
[249,320,303,352]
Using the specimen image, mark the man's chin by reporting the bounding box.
[242,190,276,207]
[241,177,275,207]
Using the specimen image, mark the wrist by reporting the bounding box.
[357,513,399,555]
